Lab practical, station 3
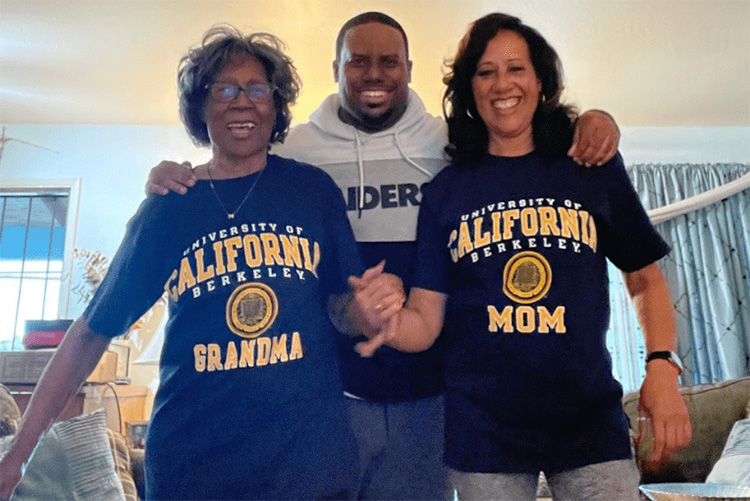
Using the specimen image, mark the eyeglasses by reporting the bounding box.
[206,82,276,103]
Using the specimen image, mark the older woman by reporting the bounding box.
[357,13,692,501]
[0,25,367,500]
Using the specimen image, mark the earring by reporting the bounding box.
[466,108,475,119]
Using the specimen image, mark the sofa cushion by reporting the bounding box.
[107,428,138,501]
[622,376,750,483]
[129,447,146,500]
[0,384,21,437]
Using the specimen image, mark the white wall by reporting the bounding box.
[621,127,750,164]
[2,0,749,127]
[2,125,748,313]
[0,125,209,319]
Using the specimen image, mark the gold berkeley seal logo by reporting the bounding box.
[503,251,552,304]
[226,282,278,338]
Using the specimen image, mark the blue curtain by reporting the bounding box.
[606,163,750,392]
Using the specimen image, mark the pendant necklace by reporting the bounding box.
[207,163,265,220]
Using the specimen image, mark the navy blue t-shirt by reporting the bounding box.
[85,155,362,499]
[336,240,445,401]
[413,151,669,474]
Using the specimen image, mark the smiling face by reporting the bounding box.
[203,54,276,168]
[472,29,541,156]
[334,22,412,133]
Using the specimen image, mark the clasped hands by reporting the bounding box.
[346,261,405,357]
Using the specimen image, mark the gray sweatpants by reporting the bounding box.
[346,394,448,500]
[450,459,640,501]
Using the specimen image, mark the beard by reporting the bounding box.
[338,99,408,133]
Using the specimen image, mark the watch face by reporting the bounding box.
[647,351,683,374]
[669,351,685,372]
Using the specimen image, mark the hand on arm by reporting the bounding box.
[354,287,446,358]
[625,263,692,466]
[0,317,111,501]
[347,260,405,338]
[568,109,620,167]
[329,260,405,339]
[145,160,196,196]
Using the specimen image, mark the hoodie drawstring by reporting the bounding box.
[353,128,435,219]
[394,132,435,179]
[354,129,366,218]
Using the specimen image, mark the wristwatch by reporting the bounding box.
[646,350,684,375]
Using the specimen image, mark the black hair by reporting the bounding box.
[335,12,409,62]
[443,13,578,161]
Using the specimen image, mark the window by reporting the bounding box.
[0,180,80,350]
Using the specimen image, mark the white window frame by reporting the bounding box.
[0,178,81,321]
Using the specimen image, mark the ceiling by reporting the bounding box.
[1,0,749,128]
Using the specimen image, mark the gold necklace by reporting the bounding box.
[207,164,265,220]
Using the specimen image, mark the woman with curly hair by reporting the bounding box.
[0,25,367,500]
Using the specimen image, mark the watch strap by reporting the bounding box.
[646,350,683,374]
[646,351,671,363]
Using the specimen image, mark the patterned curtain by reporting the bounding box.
[606,163,750,392]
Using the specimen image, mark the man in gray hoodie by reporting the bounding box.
[146,12,621,500]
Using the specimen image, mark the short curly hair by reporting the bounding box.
[443,13,578,161]
[334,12,409,62]
[178,24,301,146]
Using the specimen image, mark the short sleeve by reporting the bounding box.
[412,182,450,293]
[596,154,670,272]
[84,196,179,337]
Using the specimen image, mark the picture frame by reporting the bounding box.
[108,340,131,380]
[126,420,149,449]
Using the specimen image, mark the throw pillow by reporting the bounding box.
[9,410,126,501]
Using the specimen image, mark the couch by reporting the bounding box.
[622,375,750,484]
[0,384,139,500]
[6,378,749,499]
[535,376,750,500]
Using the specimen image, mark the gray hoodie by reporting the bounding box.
[273,89,447,242]
[272,89,450,401]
